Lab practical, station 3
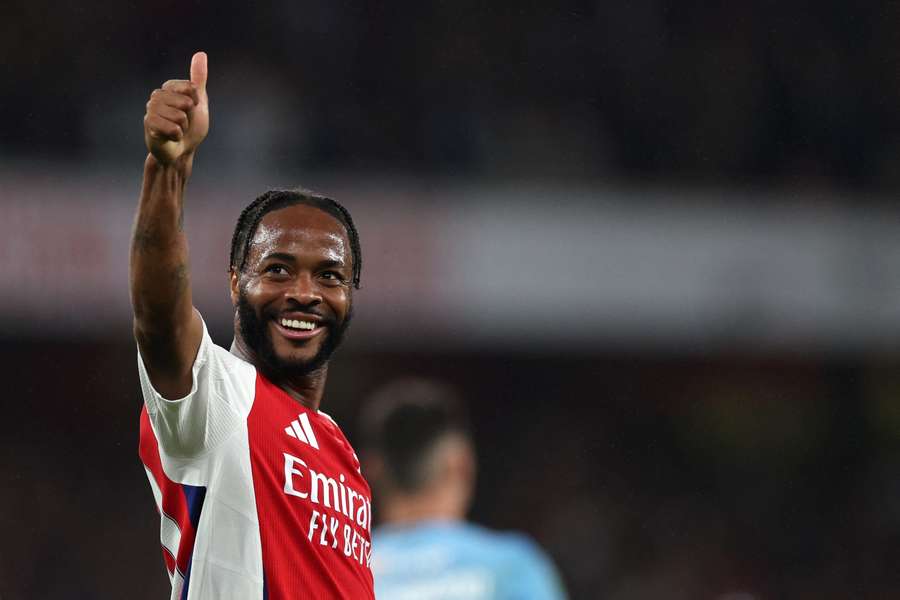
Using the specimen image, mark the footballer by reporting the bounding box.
[131,52,374,599]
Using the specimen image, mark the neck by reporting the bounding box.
[230,336,328,411]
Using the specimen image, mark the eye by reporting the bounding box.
[263,264,290,278]
[319,271,347,286]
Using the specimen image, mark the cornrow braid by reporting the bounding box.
[228,190,279,273]
[229,188,362,289]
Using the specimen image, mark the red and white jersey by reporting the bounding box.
[137,318,374,600]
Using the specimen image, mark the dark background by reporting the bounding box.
[3,2,900,599]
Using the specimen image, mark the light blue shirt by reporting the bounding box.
[372,520,567,600]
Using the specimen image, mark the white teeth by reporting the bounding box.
[280,318,315,331]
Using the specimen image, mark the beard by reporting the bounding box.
[236,291,352,380]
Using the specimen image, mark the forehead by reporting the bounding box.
[247,203,350,263]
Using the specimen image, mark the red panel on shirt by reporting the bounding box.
[139,408,198,580]
[247,374,374,600]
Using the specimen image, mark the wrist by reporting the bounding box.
[145,152,195,178]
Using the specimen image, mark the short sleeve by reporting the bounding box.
[137,316,256,461]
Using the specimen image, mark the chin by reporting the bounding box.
[274,337,320,357]
[261,352,321,380]
[271,347,317,367]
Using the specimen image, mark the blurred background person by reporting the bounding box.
[359,378,568,600]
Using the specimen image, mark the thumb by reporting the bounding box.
[190,51,208,92]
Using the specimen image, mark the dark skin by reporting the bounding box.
[131,51,350,409]
[229,205,353,409]
[131,52,208,401]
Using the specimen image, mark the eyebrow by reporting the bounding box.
[319,258,348,269]
[260,253,348,269]
[260,252,297,264]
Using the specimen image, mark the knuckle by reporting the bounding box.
[162,79,188,91]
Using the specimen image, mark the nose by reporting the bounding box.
[285,271,322,307]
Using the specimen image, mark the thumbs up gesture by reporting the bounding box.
[144,52,210,165]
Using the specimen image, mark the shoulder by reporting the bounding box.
[374,522,536,558]
[496,530,555,566]
[201,324,256,379]
[316,410,355,449]
[140,313,257,394]
[461,524,549,561]
[450,524,563,585]
[313,409,364,470]
[192,323,258,409]
[317,409,341,431]
[138,315,259,460]
[488,529,567,599]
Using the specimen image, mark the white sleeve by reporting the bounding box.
[137,316,256,460]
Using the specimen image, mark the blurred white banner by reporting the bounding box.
[3,166,900,351]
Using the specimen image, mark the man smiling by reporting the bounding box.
[131,52,374,600]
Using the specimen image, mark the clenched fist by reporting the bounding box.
[144,52,209,165]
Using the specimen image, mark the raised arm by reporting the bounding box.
[130,52,209,400]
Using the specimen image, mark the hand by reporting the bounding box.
[143,52,210,165]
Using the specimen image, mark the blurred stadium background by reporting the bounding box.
[3,2,900,598]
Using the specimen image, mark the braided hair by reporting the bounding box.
[229,188,362,288]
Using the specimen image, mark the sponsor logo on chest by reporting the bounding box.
[281,413,373,569]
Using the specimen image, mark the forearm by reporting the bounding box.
[129,152,204,400]
[130,153,194,330]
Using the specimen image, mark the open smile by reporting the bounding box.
[273,318,326,341]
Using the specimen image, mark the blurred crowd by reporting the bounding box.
[4,1,900,191]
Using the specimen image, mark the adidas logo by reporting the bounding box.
[284,412,319,450]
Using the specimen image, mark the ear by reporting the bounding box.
[444,436,476,487]
[229,269,240,306]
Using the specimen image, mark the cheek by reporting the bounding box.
[242,280,279,311]
[328,289,351,317]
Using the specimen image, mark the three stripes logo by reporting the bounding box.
[285,412,320,450]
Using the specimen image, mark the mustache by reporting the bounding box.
[236,292,353,379]
[269,304,337,328]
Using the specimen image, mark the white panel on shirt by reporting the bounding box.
[138,316,256,469]
[137,315,265,600]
